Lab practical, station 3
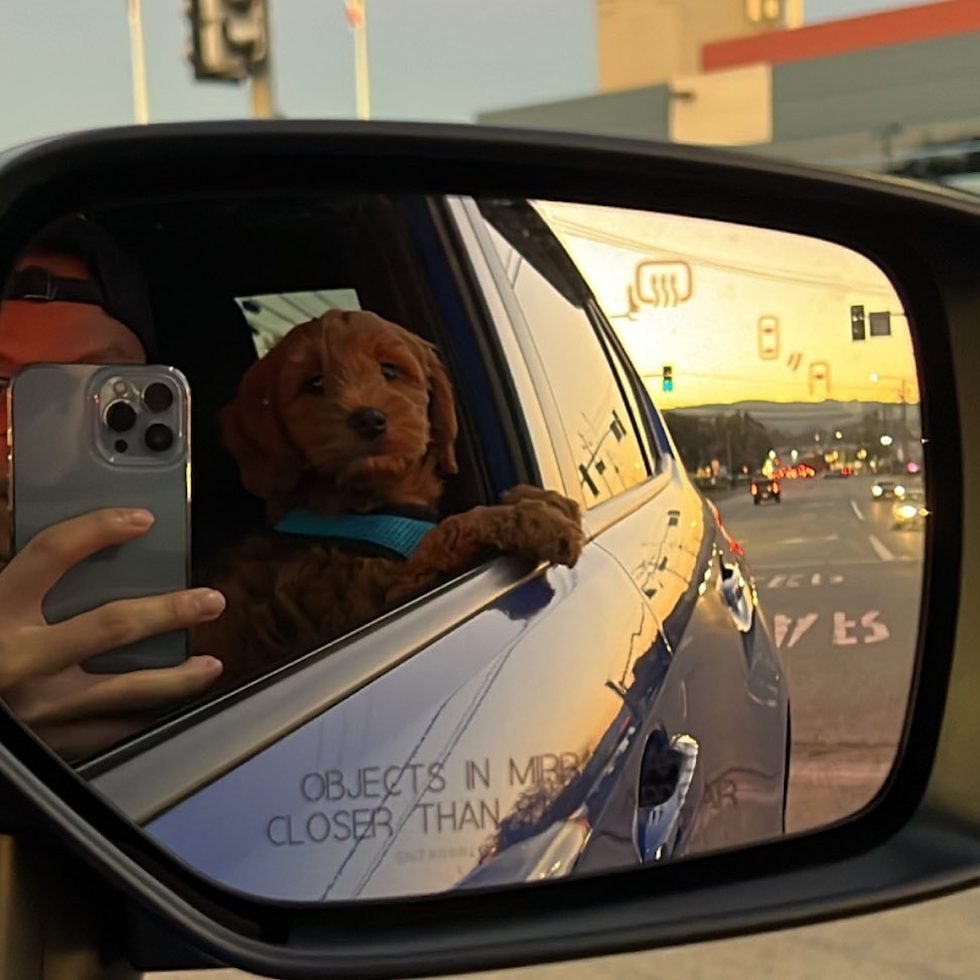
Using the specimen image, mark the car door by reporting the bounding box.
[455,197,787,867]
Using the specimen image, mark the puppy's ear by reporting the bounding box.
[220,344,308,501]
[420,342,459,475]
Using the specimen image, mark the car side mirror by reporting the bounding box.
[0,122,976,980]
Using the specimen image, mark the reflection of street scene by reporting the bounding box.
[712,472,922,833]
[576,406,639,500]
[535,201,923,835]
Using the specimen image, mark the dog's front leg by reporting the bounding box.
[384,491,585,606]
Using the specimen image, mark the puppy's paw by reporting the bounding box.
[511,498,586,568]
[501,484,582,525]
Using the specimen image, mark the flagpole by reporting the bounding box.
[352,2,370,119]
[127,0,150,124]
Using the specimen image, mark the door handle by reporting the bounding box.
[634,729,699,863]
[719,555,754,633]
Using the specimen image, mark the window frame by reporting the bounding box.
[464,197,660,512]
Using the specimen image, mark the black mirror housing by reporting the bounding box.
[0,121,976,979]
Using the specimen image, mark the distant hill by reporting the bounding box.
[666,399,920,437]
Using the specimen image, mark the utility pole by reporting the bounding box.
[345,0,370,119]
[249,43,275,118]
[127,0,150,124]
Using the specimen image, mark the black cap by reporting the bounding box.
[1,213,157,359]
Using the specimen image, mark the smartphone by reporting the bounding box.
[8,363,191,673]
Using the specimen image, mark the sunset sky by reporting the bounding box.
[537,201,920,410]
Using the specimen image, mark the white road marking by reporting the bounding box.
[833,611,859,645]
[868,534,896,562]
[788,612,819,647]
[773,614,791,648]
[832,609,891,645]
[861,609,890,643]
[777,534,840,545]
[764,572,844,589]
[851,500,865,521]
[773,613,819,648]
[753,557,916,570]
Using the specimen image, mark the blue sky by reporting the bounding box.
[0,0,932,149]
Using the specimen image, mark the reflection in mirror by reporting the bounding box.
[0,190,921,903]
[539,200,922,836]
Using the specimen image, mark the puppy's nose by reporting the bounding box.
[348,408,387,438]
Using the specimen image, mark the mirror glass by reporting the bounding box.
[0,188,922,901]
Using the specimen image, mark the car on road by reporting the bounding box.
[872,478,906,501]
[893,488,928,529]
[750,473,781,504]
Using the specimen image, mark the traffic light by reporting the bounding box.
[185,0,269,82]
[850,304,866,341]
[869,311,892,337]
[662,365,674,392]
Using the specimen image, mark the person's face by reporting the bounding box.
[0,251,147,484]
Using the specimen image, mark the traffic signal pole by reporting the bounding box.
[250,60,275,119]
[249,0,275,119]
[127,0,150,124]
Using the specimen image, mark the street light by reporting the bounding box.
[870,372,914,465]
[880,434,894,447]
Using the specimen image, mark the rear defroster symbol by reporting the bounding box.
[634,260,693,307]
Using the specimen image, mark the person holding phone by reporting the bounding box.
[0,214,225,759]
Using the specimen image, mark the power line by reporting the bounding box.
[543,214,898,297]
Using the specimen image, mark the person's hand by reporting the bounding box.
[0,508,225,759]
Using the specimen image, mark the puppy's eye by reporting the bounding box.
[302,376,324,394]
[380,363,399,381]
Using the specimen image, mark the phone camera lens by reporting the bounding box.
[106,401,137,433]
[143,382,174,413]
[145,423,174,452]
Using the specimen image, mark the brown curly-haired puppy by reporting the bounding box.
[193,310,585,685]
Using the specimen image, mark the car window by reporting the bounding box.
[478,214,650,507]
[235,289,363,355]
[591,304,668,471]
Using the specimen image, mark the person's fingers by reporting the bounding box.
[3,588,225,684]
[21,657,223,726]
[6,657,223,728]
[0,508,156,615]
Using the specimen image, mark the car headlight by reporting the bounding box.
[896,504,917,520]
[895,485,906,498]
[872,486,883,496]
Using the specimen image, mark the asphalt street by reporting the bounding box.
[714,472,924,832]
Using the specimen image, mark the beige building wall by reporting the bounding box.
[670,63,772,144]
[596,0,803,92]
